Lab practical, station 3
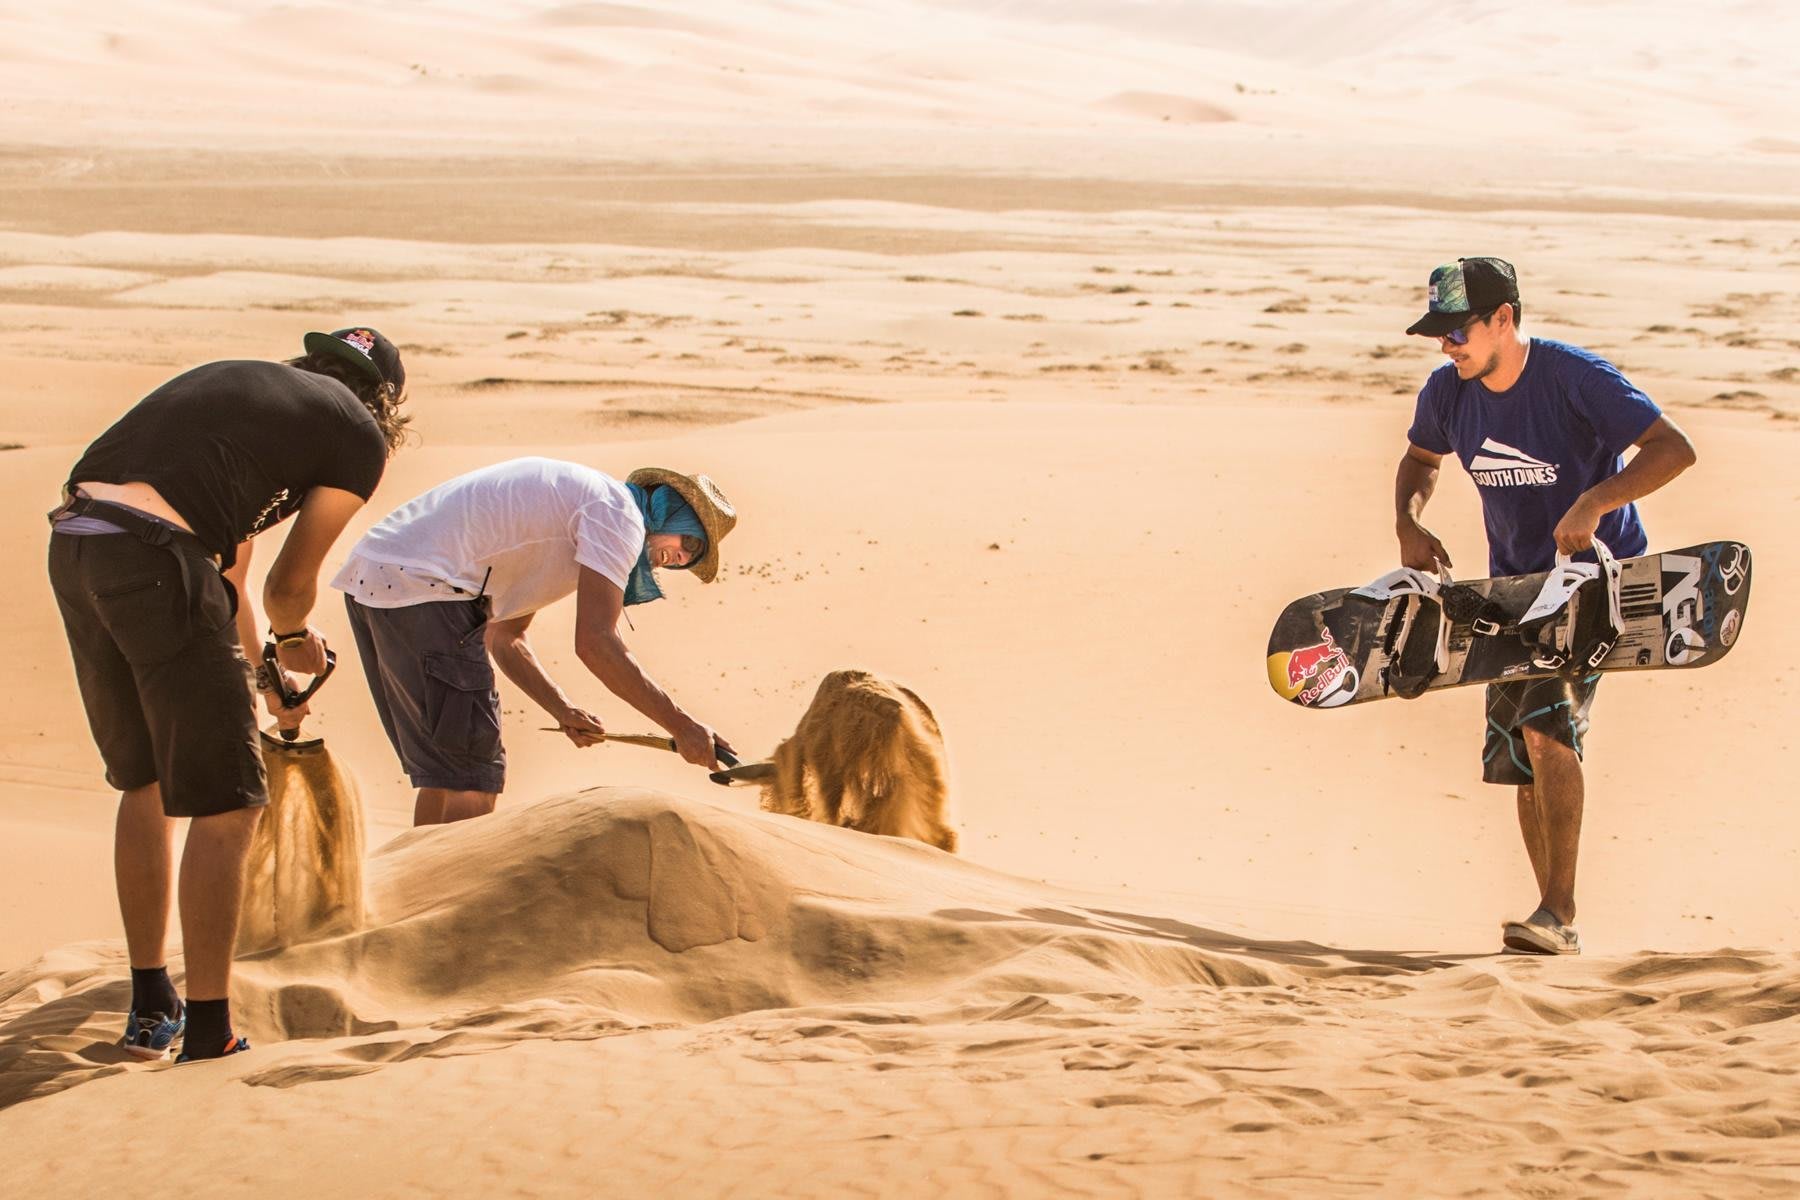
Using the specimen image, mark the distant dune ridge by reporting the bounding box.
[0,0,1791,166]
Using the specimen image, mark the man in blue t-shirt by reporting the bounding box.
[1393,257,1697,955]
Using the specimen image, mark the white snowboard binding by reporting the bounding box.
[1516,539,1624,676]
[1350,566,1452,699]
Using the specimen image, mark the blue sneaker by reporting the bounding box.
[176,1035,250,1064]
[121,1008,186,1061]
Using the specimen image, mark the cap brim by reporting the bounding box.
[303,331,385,382]
[1404,310,1470,337]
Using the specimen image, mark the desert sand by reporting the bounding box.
[2,3,1797,1196]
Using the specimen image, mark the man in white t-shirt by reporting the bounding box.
[333,457,738,824]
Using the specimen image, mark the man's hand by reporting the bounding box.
[1553,496,1602,555]
[275,626,330,676]
[671,717,733,769]
[1547,417,1695,558]
[257,670,311,730]
[551,704,606,748]
[1397,517,1453,573]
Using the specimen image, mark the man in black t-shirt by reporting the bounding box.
[47,327,407,1063]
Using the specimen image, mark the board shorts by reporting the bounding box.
[1482,673,1600,787]
[49,531,267,817]
[345,594,506,793]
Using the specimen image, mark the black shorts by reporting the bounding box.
[49,532,266,817]
[1481,673,1599,787]
[345,594,505,793]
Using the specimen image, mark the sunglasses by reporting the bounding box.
[670,533,706,569]
[1441,308,1498,346]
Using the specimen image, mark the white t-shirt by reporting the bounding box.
[332,457,644,621]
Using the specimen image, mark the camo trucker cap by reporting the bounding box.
[302,327,405,390]
[1405,258,1520,337]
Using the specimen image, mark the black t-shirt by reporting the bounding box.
[68,360,387,566]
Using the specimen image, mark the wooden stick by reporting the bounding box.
[538,728,742,768]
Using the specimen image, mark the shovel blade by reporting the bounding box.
[260,726,324,754]
[709,761,776,787]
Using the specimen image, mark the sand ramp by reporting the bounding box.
[272,789,1281,1019]
[0,790,1279,1108]
[1,795,1799,1192]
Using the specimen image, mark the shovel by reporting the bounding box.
[261,643,337,745]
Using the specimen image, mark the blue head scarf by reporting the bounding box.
[623,483,707,606]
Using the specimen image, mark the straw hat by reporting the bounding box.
[627,468,736,583]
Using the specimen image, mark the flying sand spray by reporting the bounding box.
[237,647,366,955]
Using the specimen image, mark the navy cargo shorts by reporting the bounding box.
[345,594,505,793]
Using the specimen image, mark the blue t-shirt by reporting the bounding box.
[1407,339,1661,576]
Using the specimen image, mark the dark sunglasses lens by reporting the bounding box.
[1445,327,1469,346]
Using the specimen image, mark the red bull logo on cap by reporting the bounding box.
[340,329,376,357]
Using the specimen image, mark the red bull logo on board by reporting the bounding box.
[1268,629,1359,708]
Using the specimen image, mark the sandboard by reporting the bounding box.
[1267,541,1751,709]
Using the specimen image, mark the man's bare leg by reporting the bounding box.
[414,788,444,825]
[1515,784,1551,900]
[415,787,497,826]
[115,783,176,969]
[177,807,264,1001]
[1520,726,1584,926]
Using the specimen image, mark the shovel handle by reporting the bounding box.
[540,729,740,769]
[261,643,337,709]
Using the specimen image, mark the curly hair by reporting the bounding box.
[285,353,411,453]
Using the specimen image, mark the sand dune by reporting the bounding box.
[2,791,1796,1195]
[1,0,1793,173]
[0,790,1286,1107]
[3,261,1797,1193]
[3,0,1798,1193]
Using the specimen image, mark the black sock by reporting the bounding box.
[129,967,180,1019]
[182,998,234,1058]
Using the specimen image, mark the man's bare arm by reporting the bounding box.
[486,610,604,746]
[223,535,262,668]
[1394,443,1453,571]
[1553,416,1698,553]
[264,486,367,675]
[222,535,307,729]
[571,566,730,768]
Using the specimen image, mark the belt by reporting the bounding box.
[51,494,228,621]
[51,493,211,554]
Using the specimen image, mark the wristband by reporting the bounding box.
[270,627,309,647]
